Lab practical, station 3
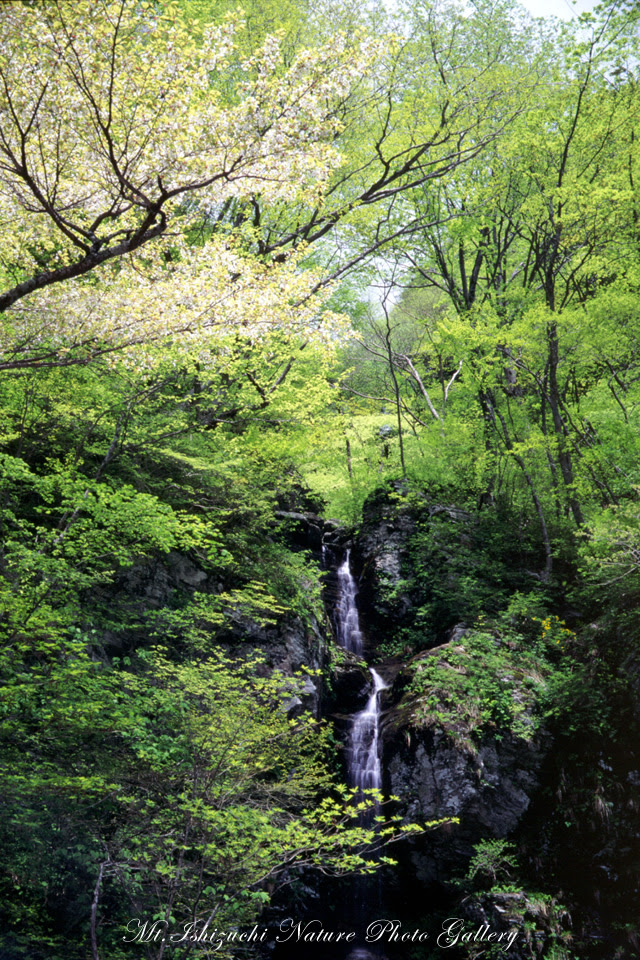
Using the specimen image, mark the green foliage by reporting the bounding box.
[406,613,619,746]
[463,839,519,890]
[578,497,640,630]
[365,492,549,652]
[0,636,420,958]
[407,628,550,744]
[452,841,575,960]
[403,514,518,638]
[0,338,408,956]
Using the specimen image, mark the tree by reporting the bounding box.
[343,0,640,574]
[244,0,531,287]
[0,0,384,369]
[1,637,420,960]
[0,352,433,959]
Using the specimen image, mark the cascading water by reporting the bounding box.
[335,551,388,960]
[349,668,387,795]
[274,548,388,960]
[334,550,388,805]
[336,549,364,656]
[334,550,385,794]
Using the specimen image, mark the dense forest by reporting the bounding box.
[1,0,640,958]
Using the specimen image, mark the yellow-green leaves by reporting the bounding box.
[0,0,385,369]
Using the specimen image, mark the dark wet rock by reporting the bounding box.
[354,487,484,647]
[285,676,322,719]
[447,622,469,644]
[107,549,209,611]
[379,630,552,877]
[326,650,371,715]
[385,724,549,839]
[356,500,418,625]
[225,614,330,718]
[95,548,331,716]
[275,509,324,550]
[354,484,542,650]
[275,509,350,555]
[322,518,350,548]
[380,717,550,884]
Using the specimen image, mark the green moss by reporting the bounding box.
[405,627,551,744]
[401,607,621,751]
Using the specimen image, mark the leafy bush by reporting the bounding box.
[407,628,550,743]
[406,614,618,745]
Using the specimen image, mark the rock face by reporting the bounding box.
[355,482,540,647]
[385,727,547,836]
[351,484,551,877]
[103,550,209,620]
[94,506,363,727]
[242,613,328,718]
[326,650,371,715]
[355,486,422,629]
[97,543,333,717]
[378,634,551,886]
[379,624,552,855]
[354,484,488,649]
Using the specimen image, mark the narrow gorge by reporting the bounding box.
[336,550,387,800]
[272,487,640,960]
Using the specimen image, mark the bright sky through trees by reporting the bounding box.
[521,0,597,20]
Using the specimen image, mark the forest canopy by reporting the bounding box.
[1,0,640,958]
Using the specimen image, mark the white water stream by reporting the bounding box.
[336,549,364,656]
[349,668,387,793]
[335,550,386,794]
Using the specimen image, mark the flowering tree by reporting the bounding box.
[0,0,382,369]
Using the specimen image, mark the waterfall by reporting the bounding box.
[273,548,389,960]
[335,551,388,959]
[336,549,363,655]
[349,668,387,794]
[335,551,385,794]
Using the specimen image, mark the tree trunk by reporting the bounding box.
[547,321,584,526]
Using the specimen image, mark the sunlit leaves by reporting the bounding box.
[0,0,385,369]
